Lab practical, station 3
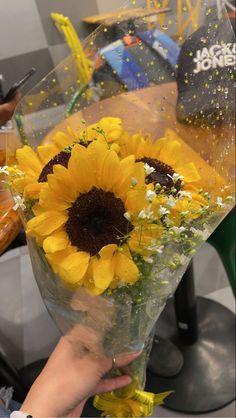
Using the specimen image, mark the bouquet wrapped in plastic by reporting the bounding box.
[5,1,235,416]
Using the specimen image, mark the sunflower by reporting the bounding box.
[11,117,123,200]
[117,128,215,221]
[26,141,161,295]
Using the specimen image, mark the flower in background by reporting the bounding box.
[26,141,160,294]
[117,127,213,223]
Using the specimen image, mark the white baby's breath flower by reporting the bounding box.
[138,205,154,220]
[124,212,131,221]
[147,242,164,253]
[143,256,154,264]
[13,195,26,211]
[167,172,184,183]
[190,227,209,240]
[171,226,186,234]
[178,190,192,200]
[216,197,226,208]
[145,189,156,202]
[0,165,9,175]
[159,206,170,216]
[179,254,190,265]
[166,195,176,207]
[144,163,155,176]
[164,216,174,227]
[131,177,138,187]
[180,210,189,217]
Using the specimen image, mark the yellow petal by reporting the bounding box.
[177,162,200,183]
[99,244,118,258]
[16,146,42,178]
[43,230,69,253]
[37,143,60,165]
[114,251,139,284]
[46,246,76,273]
[92,256,115,290]
[39,183,72,211]
[52,131,72,149]
[97,150,121,191]
[26,211,68,237]
[68,144,94,193]
[24,182,42,199]
[47,164,77,203]
[58,251,90,285]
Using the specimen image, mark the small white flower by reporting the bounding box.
[124,212,131,221]
[171,226,186,234]
[145,189,156,202]
[159,206,170,216]
[178,190,192,200]
[147,242,164,253]
[179,254,190,265]
[164,216,174,227]
[131,177,138,187]
[190,227,209,240]
[216,197,226,208]
[0,165,9,175]
[13,195,26,211]
[143,256,154,264]
[144,163,155,176]
[167,172,184,183]
[166,195,176,207]
[180,210,189,217]
[156,245,164,254]
[138,206,154,220]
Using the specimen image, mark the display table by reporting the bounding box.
[82,7,170,26]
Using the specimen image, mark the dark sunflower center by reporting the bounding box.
[65,188,133,256]
[38,151,71,183]
[137,157,182,195]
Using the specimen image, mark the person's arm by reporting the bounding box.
[0,93,20,127]
[19,336,140,418]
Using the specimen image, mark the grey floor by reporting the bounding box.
[0,243,235,417]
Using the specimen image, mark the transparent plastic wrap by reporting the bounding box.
[6,1,235,416]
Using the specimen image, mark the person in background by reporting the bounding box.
[0,93,20,127]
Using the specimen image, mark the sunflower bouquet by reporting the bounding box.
[4,1,235,417]
[5,115,234,416]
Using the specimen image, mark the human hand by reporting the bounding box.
[20,336,141,418]
[0,93,20,127]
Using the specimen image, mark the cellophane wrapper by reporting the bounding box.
[7,0,235,415]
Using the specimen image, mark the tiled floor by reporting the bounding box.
[0,242,235,417]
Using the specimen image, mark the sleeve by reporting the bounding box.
[0,405,11,418]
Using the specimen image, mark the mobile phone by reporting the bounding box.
[2,67,36,103]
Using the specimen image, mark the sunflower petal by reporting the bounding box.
[58,251,90,285]
[52,131,72,149]
[26,211,68,237]
[47,164,77,203]
[177,162,200,183]
[99,244,118,258]
[97,150,121,191]
[16,146,42,177]
[92,256,115,290]
[114,251,139,284]
[37,143,61,165]
[68,144,95,193]
[43,230,69,253]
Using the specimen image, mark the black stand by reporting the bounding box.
[146,261,236,414]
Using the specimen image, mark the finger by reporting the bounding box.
[100,351,141,375]
[113,351,141,369]
[94,375,132,395]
